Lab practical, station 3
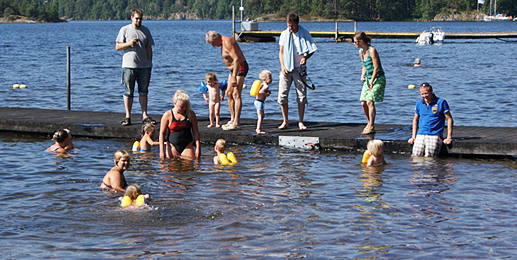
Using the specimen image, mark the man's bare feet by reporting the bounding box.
[298,122,307,130]
[207,124,213,128]
[278,122,289,130]
[256,130,266,135]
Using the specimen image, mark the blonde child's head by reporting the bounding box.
[125,184,143,200]
[367,140,384,156]
[259,70,272,81]
[141,123,155,137]
[215,139,226,153]
[205,73,218,84]
[114,150,130,165]
[52,129,69,143]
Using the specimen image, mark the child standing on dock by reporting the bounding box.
[100,150,129,192]
[255,70,272,135]
[139,123,159,152]
[203,73,225,128]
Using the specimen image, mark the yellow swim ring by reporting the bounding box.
[219,152,237,165]
[250,80,261,97]
[132,141,140,152]
[135,195,146,206]
[120,196,133,207]
[361,150,372,164]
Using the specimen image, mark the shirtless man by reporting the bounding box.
[205,31,248,130]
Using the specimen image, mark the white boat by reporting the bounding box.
[484,0,513,21]
[484,14,513,21]
[415,27,445,45]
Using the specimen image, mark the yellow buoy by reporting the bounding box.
[408,84,415,89]
[361,150,372,164]
[250,80,261,97]
[132,141,140,151]
[13,84,20,89]
[19,84,26,88]
[242,84,247,89]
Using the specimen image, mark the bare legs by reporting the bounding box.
[278,103,306,130]
[361,100,376,133]
[124,95,149,119]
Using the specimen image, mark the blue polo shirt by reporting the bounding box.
[415,95,450,137]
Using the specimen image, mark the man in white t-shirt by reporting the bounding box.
[116,9,155,126]
[278,13,317,130]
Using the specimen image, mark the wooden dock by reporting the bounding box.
[235,30,517,42]
[1,107,516,157]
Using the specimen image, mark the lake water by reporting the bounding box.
[1,20,516,127]
[1,20,517,258]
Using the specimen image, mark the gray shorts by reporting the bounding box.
[122,67,152,98]
[412,135,442,157]
[277,69,307,105]
[254,99,265,111]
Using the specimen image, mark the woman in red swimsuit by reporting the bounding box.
[159,90,201,159]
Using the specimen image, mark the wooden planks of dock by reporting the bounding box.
[1,107,516,157]
[236,30,517,42]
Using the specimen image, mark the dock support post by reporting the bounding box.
[232,6,235,40]
[354,21,357,32]
[335,21,338,42]
[67,46,71,110]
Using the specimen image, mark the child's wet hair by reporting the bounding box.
[215,139,226,153]
[125,184,142,200]
[114,150,130,165]
[205,72,218,83]
[141,123,155,137]
[52,129,69,143]
[367,140,384,156]
[259,70,272,81]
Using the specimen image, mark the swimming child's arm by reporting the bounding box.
[146,135,160,146]
[213,155,220,165]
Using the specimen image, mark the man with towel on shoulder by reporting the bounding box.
[278,13,317,130]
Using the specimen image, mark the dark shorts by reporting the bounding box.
[122,67,152,98]
[235,60,249,77]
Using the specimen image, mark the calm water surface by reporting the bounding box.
[1,132,517,258]
[1,20,517,258]
[0,20,516,127]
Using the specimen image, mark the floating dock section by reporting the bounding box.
[1,107,516,157]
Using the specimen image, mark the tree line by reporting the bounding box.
[1,0,516,22]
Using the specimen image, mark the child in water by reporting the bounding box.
[213,139,227,164]
[366,140,387,167]
[139,123,159,152]
[63,128,74,150]
[100,150,129,192]
[255,70,272,135]
[203,73,225,128]
[46,129,73,154]
[119,184,150,208]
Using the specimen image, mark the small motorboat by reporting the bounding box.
[415,27,445,45]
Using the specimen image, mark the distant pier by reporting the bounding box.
[234,30,517,42]
[1,107,516,157]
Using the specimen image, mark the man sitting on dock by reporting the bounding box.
[408,83,453,157]
[205,31,248,131]
[278,13,317,130]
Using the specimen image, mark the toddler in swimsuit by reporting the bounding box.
[366,140,387,167]
[213,139,227,164]
[100,150,129,192]
[203,73,225,128]
[255,70,272,135]
[139,123,159,152]
[119,184,150,208]
[46,129,73,154]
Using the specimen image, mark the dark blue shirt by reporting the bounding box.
[415,95,450,137]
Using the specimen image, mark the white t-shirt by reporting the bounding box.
[279,30,303,69]
[116,24,154,68]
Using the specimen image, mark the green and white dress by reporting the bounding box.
[360,47,386,102]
